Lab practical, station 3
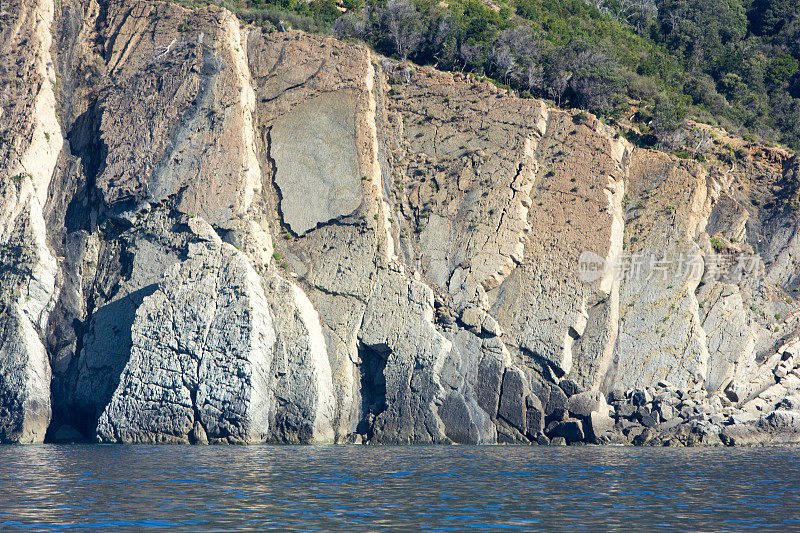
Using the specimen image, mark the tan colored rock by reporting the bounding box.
[97,2,261,226]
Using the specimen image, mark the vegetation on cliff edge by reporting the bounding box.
[177,0,799,154]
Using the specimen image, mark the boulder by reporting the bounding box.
[475,354,504,419]
[607,389,626,403]
[655,402,675,421]
[615,403,636,419]
[631,388,652,407]
[567,390,608,419]
[559,379,582,398]
[637,409,659,428]
[439,391,496,444]
[546,383,568,421]
[549,419,585,443]
[525,394,545,436]
[587,409,614,443]
[498,368,529,433]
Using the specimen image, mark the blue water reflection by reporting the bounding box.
[0,445,797,531]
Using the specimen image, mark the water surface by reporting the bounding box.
[0,445,798,531]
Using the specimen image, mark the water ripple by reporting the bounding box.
[0,446,798,530]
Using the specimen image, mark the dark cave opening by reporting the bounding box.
[356,343,389,438]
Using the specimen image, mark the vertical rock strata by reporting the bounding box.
[0,0,798,444]
[0,0,63,443]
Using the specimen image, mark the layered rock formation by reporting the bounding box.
[0,0,798,445]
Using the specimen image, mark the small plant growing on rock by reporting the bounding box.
[710,237,725,252]
[574,112,591,125]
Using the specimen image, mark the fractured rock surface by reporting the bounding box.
[96,226,275,443]
[0,0,798,445]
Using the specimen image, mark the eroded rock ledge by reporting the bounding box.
[0,0,798,446]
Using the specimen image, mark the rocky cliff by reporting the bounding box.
[1,0,799,445]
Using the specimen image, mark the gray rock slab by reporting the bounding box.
[271,91,362,235]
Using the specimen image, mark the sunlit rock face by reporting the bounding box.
[0,0,798,445]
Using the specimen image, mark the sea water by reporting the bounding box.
[0,445,798,531]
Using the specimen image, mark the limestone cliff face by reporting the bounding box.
[0,0,798,445]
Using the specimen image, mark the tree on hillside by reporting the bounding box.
[595,0,657,31]
[332,12,366,40]
[488,27,539,84]
[655,0,747,67]
[748,0,797,36]
[568,46,623,113]
[459,42,484,72]
[382,0,423,60]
